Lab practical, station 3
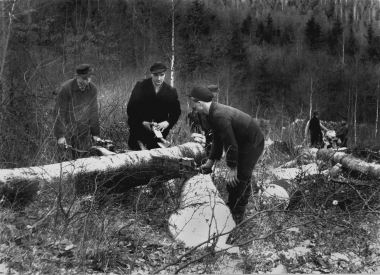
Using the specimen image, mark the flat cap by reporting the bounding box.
[187,85,214,102]
[76,64,94,77]
[150,62,167,73]
[207,85,219,93]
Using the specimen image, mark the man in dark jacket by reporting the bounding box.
[127,62,181,150]
[187,86,265,224]
[336,117,348,147]
[53,64,100,160]
[304,111,328,148]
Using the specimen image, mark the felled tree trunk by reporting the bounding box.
[317,148,380,179]
[168,174,238,252]
[0,142,206,202]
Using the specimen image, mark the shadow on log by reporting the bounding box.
[0,142,206,203]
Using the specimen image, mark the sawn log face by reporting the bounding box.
[0,142,206,202]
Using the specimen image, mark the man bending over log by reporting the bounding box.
[187,86,265,224]
[127,62,181,150]
[53,64,101,160]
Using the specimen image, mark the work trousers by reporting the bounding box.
[226,139,264,215]
[310,131,323,148]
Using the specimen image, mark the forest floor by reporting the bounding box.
[1,145,380,274]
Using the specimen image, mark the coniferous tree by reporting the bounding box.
[305,15,322,50]
[345,27,358,58]
[264,13,274,44]
[256,21,265,45]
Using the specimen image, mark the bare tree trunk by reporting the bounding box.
[0,143,206,202]
[376,83,379,139]
[0,0,16,104]
[354,86,358,145]
[170,0,175,87]
[342,31,345,64]
[309,77,313,118]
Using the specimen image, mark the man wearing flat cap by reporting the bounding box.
[195,84,219,156]
[53,64,101,160]
[187,85,264,224]
[127,62,181,150]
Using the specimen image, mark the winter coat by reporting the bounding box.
[127,78,181,142]
[53,78,100,139]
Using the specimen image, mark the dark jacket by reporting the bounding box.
[336,123,348,141]
[207,102,264,168]
[309,116,322,134]
[127,78,181,140]
[53,78,100,139]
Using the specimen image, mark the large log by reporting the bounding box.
[168,174,238,252]
[317,148,380,179]
[0,142,206,202]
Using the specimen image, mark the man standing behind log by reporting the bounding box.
[127,62,181,150]
[53,64,101,160]
[187,86,265,224]
[336,116,348,147]
[304,111,328,148]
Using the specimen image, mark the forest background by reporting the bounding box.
[1,0,380,168]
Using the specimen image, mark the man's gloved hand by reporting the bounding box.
[227,167,239,187]
[57,137,67,149]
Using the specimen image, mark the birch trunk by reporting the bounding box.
[376,84,379,139]
[317,148,380,179]
[168,174,237,252]
[170,0,175,87]
[309,77,313,118]
[0,143,206,201]
[354,86,358,145]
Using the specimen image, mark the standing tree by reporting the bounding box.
[305,15,322,51]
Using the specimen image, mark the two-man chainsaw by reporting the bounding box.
[62,138,117,157]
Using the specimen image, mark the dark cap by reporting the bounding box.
[187,86,214,102]
[150,62,167,73]
[76,64,94,77]
[207,85,219,93]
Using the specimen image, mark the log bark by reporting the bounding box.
[0,142,206,202]
[168,174,238,252]
[317,148,380,179]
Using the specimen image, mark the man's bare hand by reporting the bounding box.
[227,167,239,187]
[57,137,67,149]
[154,121,169,132]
